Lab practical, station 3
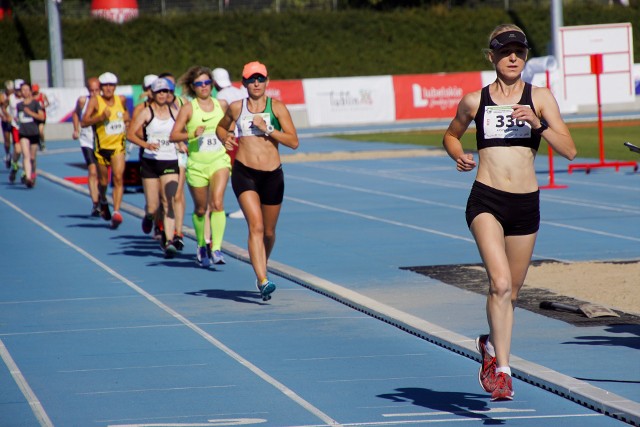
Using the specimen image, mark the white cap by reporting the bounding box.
[151,77,175,93]
[213,68,231,88]
[14,79,24,89]
[143,74,158,89]
[98,72,118,85]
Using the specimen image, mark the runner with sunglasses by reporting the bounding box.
[443,24,576,400]
[170,66,230,268]
[216,61,299,301]
[127,77,181,258]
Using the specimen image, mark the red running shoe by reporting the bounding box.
[111,211,123,229]
[476,334,497,392]
[491,372,514,401]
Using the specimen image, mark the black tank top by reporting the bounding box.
[474,82,541,151]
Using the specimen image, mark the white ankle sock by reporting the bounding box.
[496,366,512,376]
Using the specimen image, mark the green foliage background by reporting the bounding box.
[0,4,638,84]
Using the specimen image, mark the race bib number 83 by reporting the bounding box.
[483,105,531,139]
[198,133,224,152]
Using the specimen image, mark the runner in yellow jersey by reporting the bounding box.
[170,66,230,268]
[81,72,130,229]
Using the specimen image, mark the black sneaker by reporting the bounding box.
[100,201,111,221]
[9,168,17,183]
[164,241,177,259]
[141,214,153,234]
[4,155,10,169]
[90,204,101,217]
[172,234,184,251]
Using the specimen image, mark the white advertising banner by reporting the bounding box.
[40,86,134,124]
[303,76,395,126]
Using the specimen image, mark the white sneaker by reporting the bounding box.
[228,209,245,219]
[212,250,226,265]
[196,246,210,268]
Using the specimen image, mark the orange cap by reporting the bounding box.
[32,83,40,92]
[242,61,268,79]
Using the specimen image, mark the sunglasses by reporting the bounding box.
[244,75,267,84]
[193,79,212,88]
[155,89,172,94]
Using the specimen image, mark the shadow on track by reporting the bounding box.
[186,289,267,306]
[377,387,504,425]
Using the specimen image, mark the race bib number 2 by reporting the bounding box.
[483,105,531,139]
[239,113,271,136]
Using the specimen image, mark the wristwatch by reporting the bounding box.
[265,124,275,136]
[532,121,548,135]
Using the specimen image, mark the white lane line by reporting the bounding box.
[290,168,640,214]
[541,194,640,214]
[289,175,464,210]
[77,385,235,395]
[319,375,472,384]
[383,407,535,416]
[284,196,572,263]
[99,411,268,424]
[59,363,208,373]
[0,195,342,427]
[557,177,640,192]
[283,412,603,426]
[286,353,429,362]
[0,295,145,305]
[0,324,186,337]
[107,419,266,427]
[285,196,474,243]
[286,180,639,256]
[0,316,367,337]
[0,339,54,427]
[543,221,640,242]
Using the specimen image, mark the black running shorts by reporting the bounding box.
[465,180,540,236]
[231,160,284,206]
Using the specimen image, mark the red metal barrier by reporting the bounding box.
[568,54,638,174]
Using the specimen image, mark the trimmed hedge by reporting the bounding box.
[0,5,638,85]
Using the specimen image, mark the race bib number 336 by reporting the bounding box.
[483,105,531,139]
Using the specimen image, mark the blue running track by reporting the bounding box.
[0,133,638,427]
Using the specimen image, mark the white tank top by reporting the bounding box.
[236,99,273,138]
[9,93,20,128]
[142,107,177,161]
[78,96,94,149]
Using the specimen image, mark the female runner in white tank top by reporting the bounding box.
[127,77,181,258]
